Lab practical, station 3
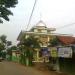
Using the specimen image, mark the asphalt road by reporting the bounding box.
[0,61,67,75]
[0,61,50,75]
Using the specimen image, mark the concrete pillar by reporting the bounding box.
[48,36,50,41]
[36,50,39,62]
[56,58,60,72]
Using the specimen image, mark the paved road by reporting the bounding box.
[0,61,46,75]
[0,61,66,75]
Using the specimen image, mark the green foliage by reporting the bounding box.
[0,43,5,58]
[0,35,12,46]
[7,48,12,55]
[18,35,40,66]
[23,36,40,48]
[0,35,7,43]
[0,43,5,50]
[0,35,12,59]
[0,0,18,23]
[0,0,18,7]
[11,45,17,50]
[49,37,60,47]
[7,45,17,55]
[7,41,12,46]
[0,7,13,21]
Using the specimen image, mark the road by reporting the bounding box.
[0,61,66,75]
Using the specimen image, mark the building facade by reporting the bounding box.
[17,21,75,62]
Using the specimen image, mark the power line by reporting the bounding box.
[25,0,37,31]
[56,22,75,30]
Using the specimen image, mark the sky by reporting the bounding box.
[0,0,75,45]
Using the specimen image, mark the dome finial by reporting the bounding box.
[36,20,47,27]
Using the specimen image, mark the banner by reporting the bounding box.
[50,47,58,57]
[41,48,49,57]
[58,47,72,58]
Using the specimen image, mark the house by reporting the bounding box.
[12,50,20,62]
[17,20,75,62]
[57,36,75,45]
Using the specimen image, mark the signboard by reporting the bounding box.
[50,47,58,57]
[58,47,72,58]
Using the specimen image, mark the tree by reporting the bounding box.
[18,35,40,66]
[23,36,40,48]
[0,35,12,46]
[7,41,12,46]
[0,35,6,58]
[0,0,18,23]
[7,45,17,60]
[11,45,17,50]
[0,43,5,51]
[48,37,61,47]
[0,35,12,59]
[0,35,7,43]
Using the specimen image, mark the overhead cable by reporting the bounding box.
[25,0,37,31]
[56,22,75,30]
